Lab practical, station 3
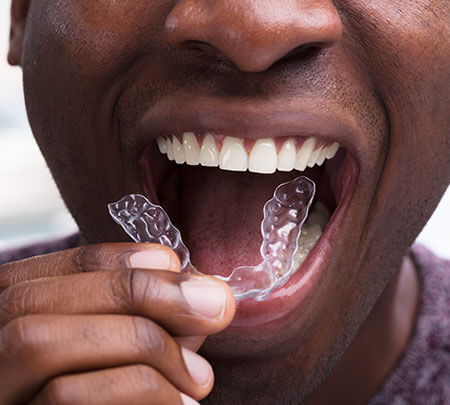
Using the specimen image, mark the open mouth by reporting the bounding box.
[139,131,358,330]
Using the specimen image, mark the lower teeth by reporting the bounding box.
[108,176,327,301]
[291,202,330,272]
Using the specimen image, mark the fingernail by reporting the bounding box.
[181,278,227,318]
[129,248,176,271]
[181,347,213,387]
[180,393,200,405]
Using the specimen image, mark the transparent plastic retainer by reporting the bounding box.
[108,176,315,301]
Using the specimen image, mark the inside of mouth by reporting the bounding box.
[140,141,345,281]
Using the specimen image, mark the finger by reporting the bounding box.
[0,268,235,336]
[31,365,198,405]
[0,243,180,291]
[0,314,212,403]
[175,336,207,352]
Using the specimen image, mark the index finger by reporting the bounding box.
[0,243,180,292]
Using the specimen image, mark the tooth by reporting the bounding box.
[292,202,330,272]
[326,142,340,159]
[172,136,185,164]
[292,223,323,272]
[219,136,248,171]
[299,224,322,250]
[278,139,296,172]
[249,138,277,174]
[305,212,326,229]
[166,137,175,161]
[305,202,331,228]
[200,134,220,167]
[183,132,200,165]
[295,138,315,171]
[293,250,308,269]
[156,137,167,154]
[315,147,327,166]
[307,147,322,168]
[163,134,340,172]
[314,201,331,222]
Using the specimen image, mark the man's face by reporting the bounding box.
[13,0,449,401]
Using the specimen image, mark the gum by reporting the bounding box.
[108,176,315,301]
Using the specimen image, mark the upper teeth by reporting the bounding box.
[157,134,340,173]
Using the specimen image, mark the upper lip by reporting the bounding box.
[131,95,364,162]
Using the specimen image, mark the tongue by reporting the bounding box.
[179,167,307,276]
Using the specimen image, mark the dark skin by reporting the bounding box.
[3,0,449,404]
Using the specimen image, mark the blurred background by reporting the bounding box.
[0,2,449,258]
[0,2,78,250]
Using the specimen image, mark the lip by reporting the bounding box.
[136,97,362,331]
[133,95,363,163]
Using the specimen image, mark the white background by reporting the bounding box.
[0,2,449,258]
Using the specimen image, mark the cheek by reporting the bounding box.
[20,1,172,242]
[25,1,170,95]
[22,0,173,165]
[344,0,450,242]
[348,0,450,113]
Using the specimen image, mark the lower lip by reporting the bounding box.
[227,154,358,331]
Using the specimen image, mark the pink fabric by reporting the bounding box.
[0,239,448,403]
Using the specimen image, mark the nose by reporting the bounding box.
[165,0,343,72]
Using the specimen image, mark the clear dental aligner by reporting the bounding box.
[108,176,315,301]
[107,193,198,274]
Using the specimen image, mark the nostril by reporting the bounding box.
[165,0,343,73]
[276,44,323,65]
[180,40,238,70]
[184,40,215,53]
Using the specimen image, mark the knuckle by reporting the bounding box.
[110,268,164,311]
[130,365,162,393]
[1,316,49,365]
[133,268,166,305]
[2,316,31,350]
[75,244,109,273]
[131,317,169,359]
[110,268,137,310]
[127,365,182,403]
[38,377,71,405]
[0,285,25,326]
[0,262,19,293]
[73,246,87,273]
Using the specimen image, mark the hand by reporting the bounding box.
[0,243,235,404]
